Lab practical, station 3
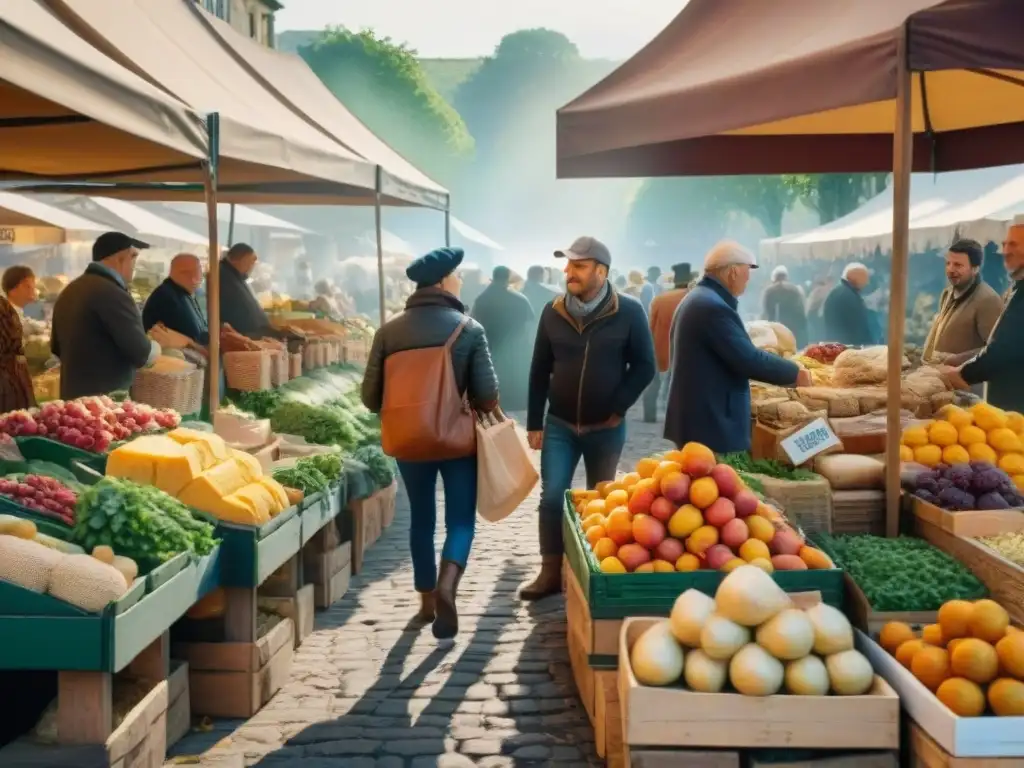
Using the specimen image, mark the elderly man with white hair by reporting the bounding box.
[762,264,808,348]
[822,262,874,345]
[664,241,810,453]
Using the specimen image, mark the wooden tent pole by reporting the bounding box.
[884,28,914,538]
[204,113,221,419]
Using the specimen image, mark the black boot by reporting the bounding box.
[519,555,563,601]
[433,560,464,639]
[414,590,436,624]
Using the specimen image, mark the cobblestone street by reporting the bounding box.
[168,410,672,767]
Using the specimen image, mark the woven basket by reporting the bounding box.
[223,350,272,391]
[270,351,288,387]
[289,353,302,379]
[132,367,203,415]
[750,473,833,534]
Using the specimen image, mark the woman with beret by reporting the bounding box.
[361,246,499,639]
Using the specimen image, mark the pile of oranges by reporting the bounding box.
[879,598,1024,716]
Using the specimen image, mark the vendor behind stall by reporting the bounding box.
[51,232,161,399]
[142,253,209,344]
[0,266,37,410]
[218,242,285,339]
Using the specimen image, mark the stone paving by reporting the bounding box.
[166,409,672,768]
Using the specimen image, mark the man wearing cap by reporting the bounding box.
[643,263,693,422]
[762,265,808,349]
[522,236,656,600]
[665,241,810,454]
[51,232,161,399]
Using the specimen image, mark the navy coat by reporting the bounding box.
[664,276,799,453]
[142,278,209,345]
[822,279,874,345]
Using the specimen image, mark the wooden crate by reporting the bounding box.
[619,618,900,751]
[565,557,622,658]
[304,541,352,609]
[845,573,938,634]
[379,481,398,528]
[913,513,1024,627]
[832,490,886,535]
[258,584,315,648]
[911,496,1024,537]
[909,721,1022,767]
[624,748,896,768]
[350,490,384,574]
[173,618,294,718]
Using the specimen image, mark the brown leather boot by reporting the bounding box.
[414,591,436,623]
[433,560,464,640]
[519,555,563,601]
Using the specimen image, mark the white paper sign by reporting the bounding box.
[780,417,841,465]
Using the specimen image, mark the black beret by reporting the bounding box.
[407,246,465,287]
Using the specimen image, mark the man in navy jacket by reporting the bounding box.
[665,241,809,454]
[521,236,655,601]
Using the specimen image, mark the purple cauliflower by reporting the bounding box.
[914,489,940,506]
[915,473,940,495]
[947,464,973,491]
[971,465,1010,495]
[937,486,975,511]
[977,492,1010,510]
[1002,490,1024,508]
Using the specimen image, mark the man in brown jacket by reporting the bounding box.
[643,263,693,422]
[923,239,1002,397]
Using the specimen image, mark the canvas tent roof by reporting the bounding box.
[556,0,1024,178]
[88,197,205,245]
[43,0,382,203]
[190,4,448,211]
[162,203,309,233]
[0,191,104,230]
[451,217,503,252]
[0,0,206,181]
[761,165,1024,262]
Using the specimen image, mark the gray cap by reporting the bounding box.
[555,236,611,267]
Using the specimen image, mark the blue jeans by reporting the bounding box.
[538,418,626,556]
[397,455,478,592]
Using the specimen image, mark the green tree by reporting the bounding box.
[783,173,889,223]
[300,28,473,185]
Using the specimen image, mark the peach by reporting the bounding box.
[652,461,683,486]
[660,471,691,504]
[668,505,704,539]
[689,476,720,509]
[652,559,676,573]
[604,489,629,509]
[621,472,642,488]
[710,464,740,499]
[585,525,607,547]
[685,525,719,555]
[593,537,618,560]
[605,509,634,546]
[769,527,804,556]
[582,513,606,531]
[703,497,736,528]
[680,441,716,478]
[583,499,607,518]
[733,489,760,518]
[676,553,701,571]
[634,562,655,573]
[705,543,735,571]
[746,515,776,543]
[654,536,685,563]
[617,543,652,572]
[628,488,657,516]
[649,496,677,524]
[720,517,749,549]
[633,514,667,551]
[739,538,771,562]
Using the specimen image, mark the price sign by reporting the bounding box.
[780,417,841,466]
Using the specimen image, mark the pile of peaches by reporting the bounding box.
[571,442,834,574]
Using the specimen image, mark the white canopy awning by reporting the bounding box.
[760,165,1024,262]
[451,216,503,251]
[0,191,105,230]
[160,202,309,233]
[88,198,206,246]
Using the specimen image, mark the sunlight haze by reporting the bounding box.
[275,0,686,58]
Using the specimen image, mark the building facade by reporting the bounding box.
[197,0,281,48]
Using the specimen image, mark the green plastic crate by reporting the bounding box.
[0,559,200,672]
[299,477,346,545]
[14,436,107,474]
[215,505,302,588]
[562,492,845,620]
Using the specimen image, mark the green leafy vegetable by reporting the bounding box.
[352,444,396,488]
[718,452,819,481]
[305,452,343,482]
[813,533,987,611]
[230,389,283,419]
[270,401,361,447]
[272,463,331,495]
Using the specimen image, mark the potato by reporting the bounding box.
[771,554,808,571]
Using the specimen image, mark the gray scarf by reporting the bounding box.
[565,280,610,321]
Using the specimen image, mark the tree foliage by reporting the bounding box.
[300,28,473,185]
[782,173,889,223]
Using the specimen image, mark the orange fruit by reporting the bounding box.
[594,480,613,496]
[663,449,685,464]
[583,499,607,518]
[621,472,642,488]
[739,539,770,562]
[939,600,974,641]
[651,560,676,573]
[592,537,618,560]
[581,513,606,532]
[967,442,998,464]
[746,515,775,543]
[604,489,629,509]
[969,599,1010,644]
[911,646,951,691]
[605,509,634,546]
[635,457,660,479]
[632,477,659,497]
[602,481,627,498]
[720,558,746,573]
[988,678,1024,716]
[947,638,968,656]
[880,622,917,655]
[585,525,607,546]
[995,632,1024,678]
[599,556,626,574]
[689,477,720,510]
[921,624,945,647]
[950,638,999,684]
[684,525,718,556]
[675,553,700,572]
[895,639,926,669]
[652,461,683,485]
[634,563,655,573]
[667,505,703,539]
[936,678,986,717]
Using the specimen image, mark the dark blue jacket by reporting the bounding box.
[527,290,655,431]
[962,278,1024,413]
[664,276,799,453]
[142,278,209,345]
[822,279,874,345]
